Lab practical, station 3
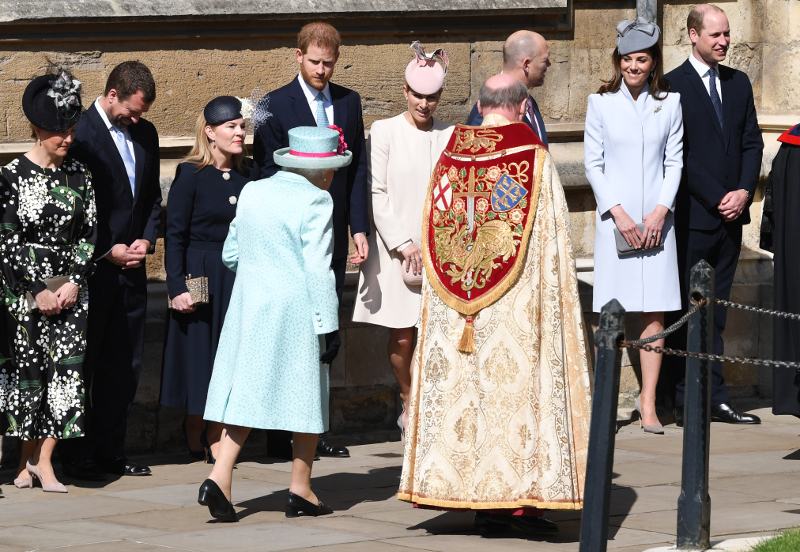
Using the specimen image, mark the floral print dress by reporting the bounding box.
[0,155,97,440]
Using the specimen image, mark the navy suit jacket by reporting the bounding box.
[466,94,549,147]
[252,77,370,260]
[70,104,163,284]
[664,59,763,230]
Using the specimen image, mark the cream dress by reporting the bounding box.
[353,113,454,328]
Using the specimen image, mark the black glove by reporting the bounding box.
[320,331,341,365]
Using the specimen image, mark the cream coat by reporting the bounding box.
[584,82,684,313]
[353,114,454,328]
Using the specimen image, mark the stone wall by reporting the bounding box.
[0,0,792,456]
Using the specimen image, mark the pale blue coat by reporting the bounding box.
[203,171,339,433]
[585,82,684,313]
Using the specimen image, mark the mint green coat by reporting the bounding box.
[203,171,338,433]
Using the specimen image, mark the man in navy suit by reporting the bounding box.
[664,4,763,425]
[58,61,163,479]
[253,22,369,459]
[466,30,550,147]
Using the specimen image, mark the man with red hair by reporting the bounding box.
[253,22,370,461]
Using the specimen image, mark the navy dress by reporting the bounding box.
[160,162,250,414]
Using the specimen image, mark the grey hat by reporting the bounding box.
[616,17,660,55]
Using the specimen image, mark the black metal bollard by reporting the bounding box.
[579,299,625,552]
[676,260,715,550]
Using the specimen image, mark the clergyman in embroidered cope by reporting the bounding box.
[398,113,593,510]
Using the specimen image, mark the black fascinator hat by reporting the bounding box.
[204,96,243,126]
[22,70,83,132]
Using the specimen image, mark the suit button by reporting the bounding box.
[725,175,730,180]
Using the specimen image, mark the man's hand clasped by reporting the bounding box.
[106,240,150,269]
[717,189,748,222]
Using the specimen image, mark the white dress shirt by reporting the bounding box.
[688,53,723,102]
[298,74,334,126]
[94,98,136,162]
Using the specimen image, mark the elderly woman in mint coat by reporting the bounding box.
[197,126,349,523]
[584,18,683,434]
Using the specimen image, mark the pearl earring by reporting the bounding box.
[37,137,41,146]
[211,140,216,148]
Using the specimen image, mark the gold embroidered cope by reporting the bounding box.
[398,114,593,510]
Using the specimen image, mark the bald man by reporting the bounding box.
[466,30,551,146]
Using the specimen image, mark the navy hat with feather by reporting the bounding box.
[204,96,243,126]
[22,70,83,132]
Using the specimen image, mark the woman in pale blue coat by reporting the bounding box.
[198,127,350,522]
[584,18,683,434]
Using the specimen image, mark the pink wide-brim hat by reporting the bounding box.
[405,58,445,95]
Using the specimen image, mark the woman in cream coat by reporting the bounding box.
[584,18,683,434]
[352,43,454,437]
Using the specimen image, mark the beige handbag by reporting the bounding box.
[26,276,70,311]
[401,241,423,287]
[167,275,209,309]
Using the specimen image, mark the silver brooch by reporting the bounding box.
[654,105,662,114]
[229,196,237,205]
[222,172,231,180]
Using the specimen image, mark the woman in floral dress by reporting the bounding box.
[0,70,96,492]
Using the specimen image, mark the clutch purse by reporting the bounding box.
[167,275,209,309]
[25,276,70,311]
[402,263,423,287]
[614,223,664,258]
[401,241,423,287]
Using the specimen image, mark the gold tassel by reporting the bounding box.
[458,316,476,353]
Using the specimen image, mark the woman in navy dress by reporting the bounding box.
[160,96,251,462]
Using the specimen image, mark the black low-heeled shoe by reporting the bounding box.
[200,429,216,464]
[197,479,238,522]
[285,491,333,518]
[183,419,205,461]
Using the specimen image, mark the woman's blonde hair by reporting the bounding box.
[183,112,249,173]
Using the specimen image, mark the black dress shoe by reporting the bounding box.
[200,429,215,464]
[285,491,333,517]
[62,459,108,481]
[198,479,238,522]
[316,434,349,458]
[96,456,151,476]
[474,512,558,534]
[673,408,684,428]
[712,403,761,424]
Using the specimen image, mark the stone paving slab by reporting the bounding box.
[0,407,798,551]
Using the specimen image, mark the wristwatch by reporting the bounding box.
[742,189,753,201]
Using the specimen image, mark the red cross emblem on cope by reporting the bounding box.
[433,173,452,211]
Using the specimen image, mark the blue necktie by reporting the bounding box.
[708,67,723,131]
[112,126,136,196]
[315,91,329,128]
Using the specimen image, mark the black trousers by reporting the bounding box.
[266,256,346,456]
[666,224,741,408]
[59,267,147,462]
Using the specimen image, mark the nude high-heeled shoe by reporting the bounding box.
[26,459,67,493]
[13,474,32,489]
[634,396,664,435]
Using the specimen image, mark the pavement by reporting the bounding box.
[0,406,798,551]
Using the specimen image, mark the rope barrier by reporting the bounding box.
[618,295,800,368]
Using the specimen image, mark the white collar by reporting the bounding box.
[94,98,114,130]
[298,74,331,103]
[688,52,717,77]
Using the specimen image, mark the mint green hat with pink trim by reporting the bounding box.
[274,126,352,170]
